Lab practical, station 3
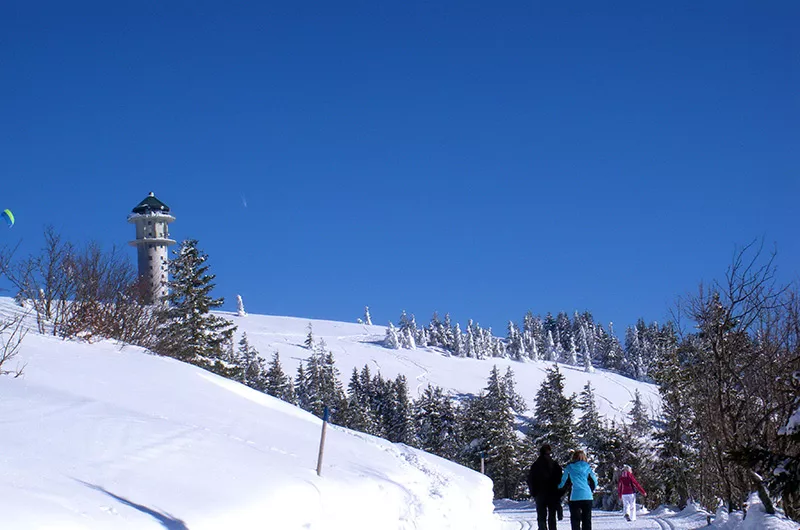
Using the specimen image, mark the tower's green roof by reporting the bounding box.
[132,192,170,214]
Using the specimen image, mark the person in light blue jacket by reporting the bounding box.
[557,450,598,530]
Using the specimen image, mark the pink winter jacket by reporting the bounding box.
[618,471,646,496]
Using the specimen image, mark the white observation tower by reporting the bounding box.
[128,192,176,304]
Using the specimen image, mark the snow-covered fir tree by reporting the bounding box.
[384,375,415,444]
[384,321,400,349]
[452,323,464,356]
[627,389,650,437]
[341,367,379,435]
[580,324,595,373]
[501,366,527,413]
[304,323,315,350]
[236,294,246,317]
[576,381,604,456]
[651,341,697,509]
[567,336,578,365]
[264,351,296,404]
[155,239,237,376]
[293,362,310,411]
[461,320,472,358]
[545,330,557,362]
[555,312,572,352]
[527,365,576,463]
[416,326,429,348]
[235,332,265,390]
[400,325,416,350]
[464,366,524,499]
[413,384,461,460]
[442,313,454,350]
[426,312,444,348]
[506,321,524,361]
[297,343,346,422]
[397,310,417,340]
[363,306,372,326]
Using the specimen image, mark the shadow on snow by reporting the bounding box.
[76,480,190,530]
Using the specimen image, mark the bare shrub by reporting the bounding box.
[1,227,157,347]
[0,314,27,377]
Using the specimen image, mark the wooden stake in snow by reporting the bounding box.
[480,451,485,475]
[316,406,330,476]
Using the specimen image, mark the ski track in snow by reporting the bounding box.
[392,350,431,396]
[495,505,705,530]
[334,330,432,395]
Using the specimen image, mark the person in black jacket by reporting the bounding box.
[527,444,563,530]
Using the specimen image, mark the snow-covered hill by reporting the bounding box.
[231,310,661,424]
[0,298,499,529]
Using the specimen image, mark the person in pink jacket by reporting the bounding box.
[617,465,646,522]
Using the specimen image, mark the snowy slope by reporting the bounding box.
[0,299,499,529]
[231,311,661,423]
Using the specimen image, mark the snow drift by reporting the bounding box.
[0,298,499,529]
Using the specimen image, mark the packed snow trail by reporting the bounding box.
[494,500,710,530]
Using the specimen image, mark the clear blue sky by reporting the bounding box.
[1,1,797,335]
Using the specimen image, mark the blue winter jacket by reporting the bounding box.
[558,460,598,502]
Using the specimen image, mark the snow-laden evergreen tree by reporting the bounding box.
[472,366,524,499]
[545,330,558,362]
[413,384,462,460]
[474,325,490,360]
[624,324,645,380]
[491,335,506,358]
[598,323,624,372]
[236,332,265,390]
[236,294,246,317]
[555,311,572,352]
[576,382,604,456]
[384,375,415,444]
[363,306,372,326]
[502,366,527,413]
[452,322,464,356]
[427,312,444,347]
[506,321,524,360]
[416,326,429,348]
[443,313,454,350]
[651,339,698,509]
[304,323,314,350]
[400,325,416,350]
[465,321,476,358]
[342,367,379,434]
[593,420,650,510]
[628,389,650,437]
[397,310,417,339]
[543,312,557,339]
[384,321,400,349]
[298,344,346,422]
[522,311,537,358]
[264,351,296,404]
[567,336,578,365]
[526,365,576,463]
[294,362,310,411]
[580,324,595,373]
[155,239,237,376]
[369,371,392,438]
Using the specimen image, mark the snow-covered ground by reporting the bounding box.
[3,298,795,529]
[495,496,799,530]
[0,298,499,529]
[231,310,661,424]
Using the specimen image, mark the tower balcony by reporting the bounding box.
[127,212,176,224]
[129,236,177,247]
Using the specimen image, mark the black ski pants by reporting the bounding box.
[568,500,592,530]
[535,495,560,530]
